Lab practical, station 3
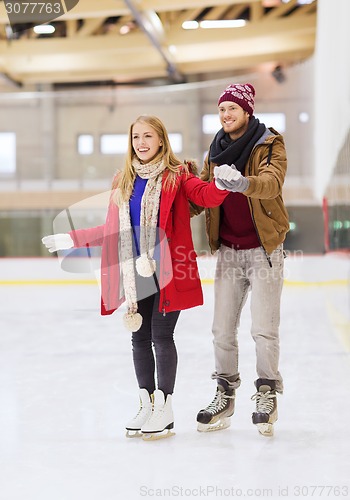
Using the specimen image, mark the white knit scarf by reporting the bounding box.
[119,157,165,332]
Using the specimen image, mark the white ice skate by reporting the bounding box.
[125,388,153,438]
[141,389,175,441]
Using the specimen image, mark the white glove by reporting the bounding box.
[214,164,241,190]
[214,164,249,193]
[42,234,74,253]
[214,164,241,182]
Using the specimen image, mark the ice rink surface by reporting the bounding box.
[0,254,349,500]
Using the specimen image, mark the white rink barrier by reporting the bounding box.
[0,253,348,286]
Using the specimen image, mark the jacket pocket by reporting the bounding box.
[260,199,289,231]
[172,259,200,292]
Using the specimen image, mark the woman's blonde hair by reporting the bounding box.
[112,115,184,206]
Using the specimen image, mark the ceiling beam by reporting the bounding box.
[0,0,126,23]
[77,18,107,37]
[250,2,265,21]
[263,0,299,19]
[66,19,79,38]
[138,0,261,12]
[171,9,205,28]
[224,4,249,20]
[292,2,317,17]
[0,21,316,85]
[202,6,231,20]
[0,2,317,85]
[0,13,316,56]
[168,13,316,44]
[0,0,261,23]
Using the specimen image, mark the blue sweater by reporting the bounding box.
[129,176,160,259]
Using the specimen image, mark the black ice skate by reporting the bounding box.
[196,384,235,432]
[251,378,278,437]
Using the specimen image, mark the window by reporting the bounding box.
[169,133,183,153]
[100,133,183,154]
[0,132,16,175]
[202,114,220,134]
[100,134,128,154]
[255,113,286,133]
[77,134,94,155]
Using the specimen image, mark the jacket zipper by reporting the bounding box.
[159,244,167,317]
[247,142,273,268]
[162,234,172,316]
[161,218,171,317]
[106,215,111,310]
[248,196,272,268]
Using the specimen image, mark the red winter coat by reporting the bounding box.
[69,170,228,316]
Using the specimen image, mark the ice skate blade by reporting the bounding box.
[256,423,274,437]
[197,417,231,432]
[142,429,175,441]
[125,429,143,438]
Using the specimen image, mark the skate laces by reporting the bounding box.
[251,390,276,413]
[133,404,145,419]
[131,397,152,421]
[146,397,164,422]
[150,402,168,421]
[205,390,234,415]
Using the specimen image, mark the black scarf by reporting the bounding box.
[209,117,266,173]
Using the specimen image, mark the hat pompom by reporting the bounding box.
[245,83,255,97]
[136,255,156,277]
[123,311,143,332]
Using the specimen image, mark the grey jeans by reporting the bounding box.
[211,244,284,393]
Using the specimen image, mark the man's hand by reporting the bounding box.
[214,164,249,193]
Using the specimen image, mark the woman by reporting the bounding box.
[42,115,229,440]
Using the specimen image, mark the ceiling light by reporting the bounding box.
[299,112,310,123]
[199,20,246,28]
[282,0,314,3]
[182,21,199,30]
[119,24,131,35]
[33,24,55,34]
[182,19,246,30]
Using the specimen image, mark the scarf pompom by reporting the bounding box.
[136,255,156,277]
[123,311,143,332]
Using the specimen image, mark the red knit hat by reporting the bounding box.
[218,83,255,115]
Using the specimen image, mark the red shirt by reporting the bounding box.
[220,192,260,250]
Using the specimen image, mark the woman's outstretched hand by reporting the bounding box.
[41,234,74,253]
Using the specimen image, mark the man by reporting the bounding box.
[196,83,289,436]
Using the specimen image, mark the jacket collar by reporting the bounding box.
[254,127,279,147]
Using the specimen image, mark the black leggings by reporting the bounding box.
[131,286,180,397]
